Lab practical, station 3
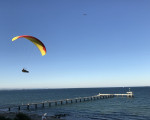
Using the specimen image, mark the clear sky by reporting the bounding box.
[0,0,150,89]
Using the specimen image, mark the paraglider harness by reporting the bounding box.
[22,68,29,73]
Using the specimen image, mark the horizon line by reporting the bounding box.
[0,86,149,90]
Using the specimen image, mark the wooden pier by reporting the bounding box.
[2,89,133,111]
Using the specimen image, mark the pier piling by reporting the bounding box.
[27,104,29,110]
[48,102,51,107]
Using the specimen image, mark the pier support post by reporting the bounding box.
[49,102,51,107]
[55,102,57,106]
[87,98,89,101]
[91,97,92,100]
[42,103,44,108]
[35,104,37,109]
[27,104,29,110]
[18,106,20,111]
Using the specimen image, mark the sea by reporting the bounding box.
[0,87,150,120]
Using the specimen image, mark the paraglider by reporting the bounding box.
[12,35,46,73]
[12,35,46,56]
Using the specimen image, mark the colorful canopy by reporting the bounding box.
[12,35,46,56]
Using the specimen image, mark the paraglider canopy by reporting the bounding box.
[12,35,46,56]
[12,35,47,73]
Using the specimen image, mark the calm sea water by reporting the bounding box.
[0,87,150,120]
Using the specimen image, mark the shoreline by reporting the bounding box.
[0,111,65,120]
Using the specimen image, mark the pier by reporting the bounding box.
[2,89,133,111]
[97,91,134,97]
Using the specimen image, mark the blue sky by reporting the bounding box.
[0,0,150,89]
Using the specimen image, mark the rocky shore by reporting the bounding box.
[0,112,65,120]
